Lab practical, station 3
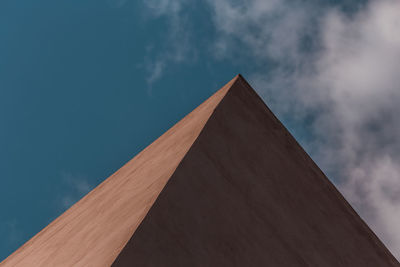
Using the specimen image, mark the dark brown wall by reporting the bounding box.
[112,77,399,267]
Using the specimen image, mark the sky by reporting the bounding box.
[1,0,399,261]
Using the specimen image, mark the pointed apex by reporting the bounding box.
[234,73,250,84]
[222,74,246,89]
[214,74,252,97]
[3,74,398,267]
[227,73,257,95]
[228,73,246,86]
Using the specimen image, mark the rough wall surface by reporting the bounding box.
[112,76,399,267]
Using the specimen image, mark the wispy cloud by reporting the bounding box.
[59,172,93,209]
[145,59,166,89]
[142,0,197,91]
[206,0,400,258]
[207,0,315,63]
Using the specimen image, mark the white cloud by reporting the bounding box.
[314,0,400,255]
[206,0,315,63]
[344,157,400,249]
[142,0,196,89]
[207,0,400,259]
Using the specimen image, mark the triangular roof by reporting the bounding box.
[2,75,399,266]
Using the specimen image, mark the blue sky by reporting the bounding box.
[1,0,400,261]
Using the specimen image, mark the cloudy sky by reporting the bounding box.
[1,0,399,261]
